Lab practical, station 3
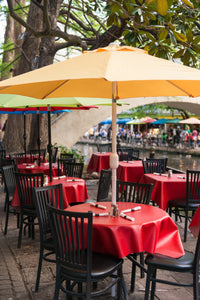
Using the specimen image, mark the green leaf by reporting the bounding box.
[107,15,115,27]
[156,0,168,16]
[193,36,200,44]
[181,0,194,8]
[172,49,184,58]
[191,44,200,54]
[158,29,168,41]
[186,28,193,43]
[182,50,190,65]
[173,31,187,42]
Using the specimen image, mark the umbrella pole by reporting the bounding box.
[23,112,27,163]
[37,108,41,166]
[110,82,119,216]
[47,105,52,182]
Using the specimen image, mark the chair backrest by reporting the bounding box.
[57,158,76,176]
[30,149,46,163]
[0,149,6,159]
[97,169,112,202]
[97,143,112,153]
[33,184,64,242]
[186,170,200,205]
[60,153,74,159]
[120,148,140,161]
[116,180,154,204]
[0,158,16,169]
[10,152,26,165]
[47,204,93,280]
[15,172,44,211]
[2,165,16,199]
[52,147,58,163]
[142,158,167,174]
[63,161,84,178]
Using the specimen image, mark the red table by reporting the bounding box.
[11,176,88,208]
[189,206,200,238]
[117,161,144,183]
[87,152,111,173]
[17,163,58,177]
[139,173,187,210]
[66,202,184,259]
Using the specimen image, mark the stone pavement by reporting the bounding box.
[0,180,196,300]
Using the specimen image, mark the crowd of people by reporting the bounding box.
[84,124,200,149]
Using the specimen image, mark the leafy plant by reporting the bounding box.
[57,145,85,163]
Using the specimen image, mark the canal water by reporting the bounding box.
[75,143,200,172]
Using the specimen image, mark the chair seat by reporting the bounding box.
[61,253,123,279]
[145,251,194,272]
[168,199,200,209]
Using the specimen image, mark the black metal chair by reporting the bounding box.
[63,161,84,178]
[144,229,200,300]
[33,184,64,292]
[2,165,19,234]
[86,169,112,204]
[142,158,167,174]
[30,148,46,163]
[10,152,26,165]
[57,158,76,176]
[52,147,58,163]
[0,158,16,191]
[168,169,200,242]
[117,180,154,293]
[97,142,112,153]
[47,205,128,300]
[119,148,140,161]
[15,172,44,248]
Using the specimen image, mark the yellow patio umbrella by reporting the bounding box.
[1,44,200,214]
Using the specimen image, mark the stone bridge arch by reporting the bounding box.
[51,96,200,149]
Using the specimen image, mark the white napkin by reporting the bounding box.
[53,175,66,180]
[93,213,109,217]
[177,175,186,179]
[121,206,141,213]
[90,203,107,210]
[120,213,135,222]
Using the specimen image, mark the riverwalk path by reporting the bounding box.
[0,177,196,300]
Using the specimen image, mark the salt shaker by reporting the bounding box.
[168,170,172,178]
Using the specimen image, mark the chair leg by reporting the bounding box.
[140,253,145,278]
[116,267,123,300]
[18,215,23,248]
[4,198,9,235]
[144,265,152,300]
[35,246,44,292]
[130,253,137,292]
[121,273,128,300]
[54,265,61,300]
[150,268,157,300]
[184,210,188,242]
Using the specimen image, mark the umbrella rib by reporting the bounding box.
[42,80,69,99]
[167,80,193,97]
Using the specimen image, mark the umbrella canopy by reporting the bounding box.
[179,117,200,124]
[1,45,200,212]
[140,116,157,123]
[152,118,170,125]
[126,118,145,125]
[166,118,182,124]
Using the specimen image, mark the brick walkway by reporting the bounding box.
[0,181,196,300]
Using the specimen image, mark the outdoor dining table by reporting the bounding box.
[17,162,58,177]
[139,173,187,210]
[11,176,89,208]
[66,202,184,259]
[87,152,111,173]
[117,160,144,183]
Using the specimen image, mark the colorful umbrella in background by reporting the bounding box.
[179,117,200,124]
[1,45,200,213]
[152,118,170,125]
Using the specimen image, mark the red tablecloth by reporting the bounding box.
[87,152,111,173]
[17,163,58,177]
[117,161,144,183]
[66,202,184,259]
[139,173,187,210]
[11,176,88,208]
[189,206,200,238]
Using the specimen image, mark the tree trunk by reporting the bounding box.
[3,1,43,153]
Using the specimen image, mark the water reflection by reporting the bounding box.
[75,143,200,172]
